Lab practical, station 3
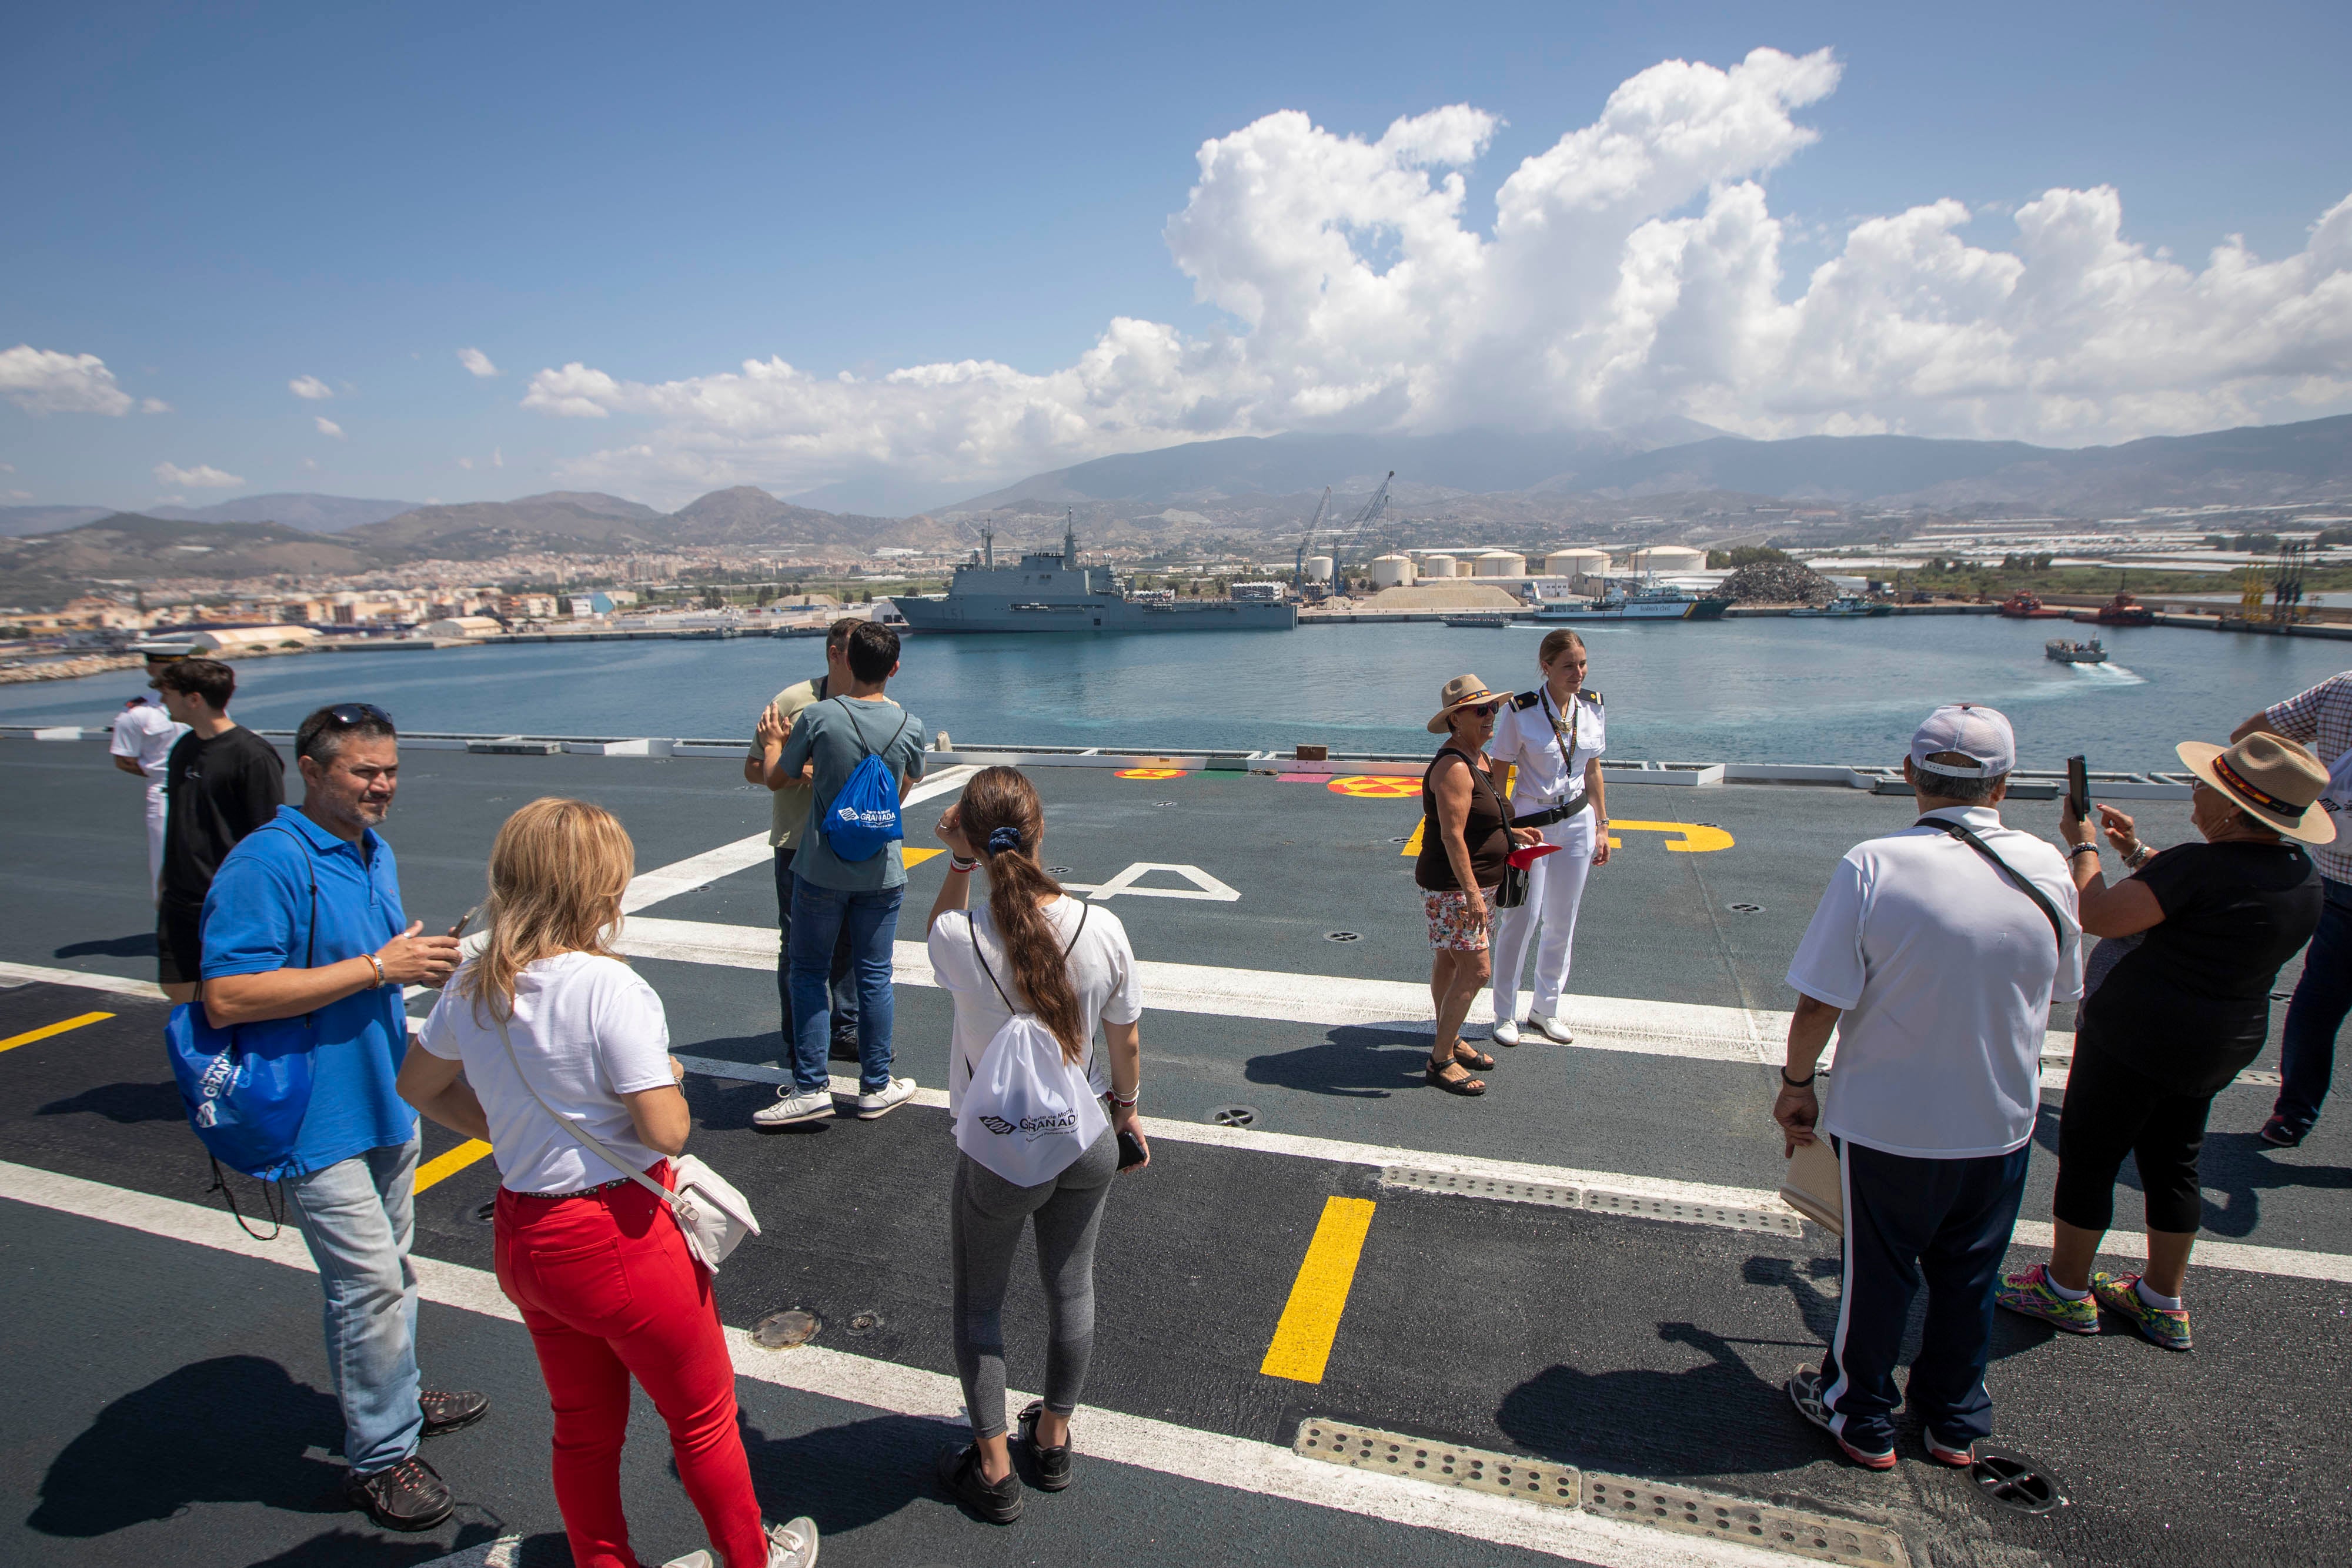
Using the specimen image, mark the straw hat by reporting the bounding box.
[1426,672,1508,734]
[2176,733,2337,844]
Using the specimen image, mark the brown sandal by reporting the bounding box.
[1425,1057,1487,1095]
[1450,1044,1497,1071]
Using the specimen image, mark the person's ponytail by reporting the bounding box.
[960,767,1085,1063]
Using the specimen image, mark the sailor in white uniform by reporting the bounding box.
[1485,628,1609,1044]
[109,650,191,901]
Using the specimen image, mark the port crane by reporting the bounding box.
[1329,471,1394,593]
[1289,487,1332,591]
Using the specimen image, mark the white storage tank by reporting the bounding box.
[1621,544,1707,574]
[1420,554,1458,580]
[1474,550,1526,577]
[1544,548,1610,578]
[1369,553,1415,588]
[1305,554,1335,584]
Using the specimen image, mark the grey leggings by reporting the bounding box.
[950,1127,1118,1439]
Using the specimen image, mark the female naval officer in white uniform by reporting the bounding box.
[1485,628,1609,1045]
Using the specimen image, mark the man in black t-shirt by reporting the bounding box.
[155,658,284,1000]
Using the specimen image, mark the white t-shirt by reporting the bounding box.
[1489,689,1605,811]
[928,896,1144,1115]
[416,952,676,1192]
[111,696,187,800]
[1785,805,2084,1159]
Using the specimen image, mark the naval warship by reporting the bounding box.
[893,516,1298,633]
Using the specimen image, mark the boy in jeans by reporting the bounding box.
[754,621,927,1127]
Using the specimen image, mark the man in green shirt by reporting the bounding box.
[744,618,861,1060]
[754,620,927,1128]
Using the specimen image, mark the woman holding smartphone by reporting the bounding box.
[924,766,1147,1524]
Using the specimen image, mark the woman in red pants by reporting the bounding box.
[399,797,813,1568]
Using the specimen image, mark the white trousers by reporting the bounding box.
[1490,804,1596,1024]
[142,790,166,902]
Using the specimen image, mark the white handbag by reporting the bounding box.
[493,1014,760,1271]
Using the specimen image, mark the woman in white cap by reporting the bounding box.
[1414,673,1541,1095]
[1999,732,2329,1352]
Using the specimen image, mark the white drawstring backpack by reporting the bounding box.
[954,905,1107,1188]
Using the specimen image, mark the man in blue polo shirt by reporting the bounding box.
[199,703,482,1532]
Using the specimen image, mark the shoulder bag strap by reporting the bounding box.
[250,822,320,1025]
[490,1009,679,1212]
[1917,817,2067,950]
[963,902,1093,1073]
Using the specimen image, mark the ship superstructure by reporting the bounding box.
[894,515,1296,633]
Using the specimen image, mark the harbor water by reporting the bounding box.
[4,616,2346,774]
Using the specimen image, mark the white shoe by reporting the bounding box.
[1526,1014,1575,1045]
[767,1516,820,1567]
[752,1088,834,1129]
[854,1076,918,1119]
[1490,1018,1522,1047]
[660,1552,714,1568]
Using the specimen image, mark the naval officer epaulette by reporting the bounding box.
[1585,689,1603,707]
[1511,690,1542,710]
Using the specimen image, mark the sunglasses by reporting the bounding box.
[322,701,394,727]
[1464,700,1504,718]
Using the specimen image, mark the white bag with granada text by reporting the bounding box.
[955,1010,1108,1188]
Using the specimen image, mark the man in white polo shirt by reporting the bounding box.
[1775,704,2082,1471]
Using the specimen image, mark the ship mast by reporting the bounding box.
[980,523,995,570]
[1064,509,1078,570]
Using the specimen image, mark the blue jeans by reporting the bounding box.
[788,879,904,1094]
[2275,876,2352,1134]
[283,1131,423,1474]
[1818,1138,2029,1453]
[774,845,857,1045]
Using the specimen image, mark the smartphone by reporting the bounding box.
[447,905,481,940]
[1116,1128,1149,1172]
[2066,755,2091,821]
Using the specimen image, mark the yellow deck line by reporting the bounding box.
[0,1011,115,1053]
[414,1139,494,1192]
[1259,1196,1377,1383]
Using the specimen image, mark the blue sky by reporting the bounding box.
[4,0,2350,514]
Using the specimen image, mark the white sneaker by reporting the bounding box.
[1490,1018,1522,1047]
[854,1076,918,1119]
[660,1552,714,1568]
[767,1516,820,1567]
[751,1088,834,1129]
[1526,1014,1575,1045]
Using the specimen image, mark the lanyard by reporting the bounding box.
[1540,690,1581,804]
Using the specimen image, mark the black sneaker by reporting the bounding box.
[420,1389,490,1437]
[2260,1115,2307,1149]
[828,1031,860,1062]
[935,1443,1023,1523]
[1016,1400,1073,1492]
[346,1453,454,1532]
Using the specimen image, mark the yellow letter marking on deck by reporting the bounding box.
[0,1012,115,1053]
[1259,1196,1378,1384]
[414,1140,495,1193]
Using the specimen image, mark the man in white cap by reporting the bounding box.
[1773,704,2082,1470]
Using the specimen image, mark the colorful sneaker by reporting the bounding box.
[1923,1430,1975,1467]
[2259,1115,2306,1149]
[1994,1264,2100,1335]
[1785,1368,1896,1470]
[2092,1271,2192,1352]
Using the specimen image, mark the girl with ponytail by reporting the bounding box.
[923,765,1146,1524]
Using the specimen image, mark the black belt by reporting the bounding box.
[1512,791,1589,829]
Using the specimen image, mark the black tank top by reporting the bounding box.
[1415,745,1511,891]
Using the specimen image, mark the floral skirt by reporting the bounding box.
[1424,887,1501,952]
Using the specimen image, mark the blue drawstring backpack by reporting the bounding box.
[816,698,911,862]
[165,824,319,1182]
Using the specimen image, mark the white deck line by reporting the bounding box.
[0,960,165,1000]
[0,1159,1790,1568]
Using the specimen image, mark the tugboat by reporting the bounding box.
[2046,636,2110,664]
[1999,590,2066,619]
[2093,591,2155,627]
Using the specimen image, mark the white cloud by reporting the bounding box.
[141,397,172,413]
[289,375,333,400]
[458,347,500,378]
[153,462,244,489]
[315,416,345,438]
[1,344,135,415]
[518,46,2352,504]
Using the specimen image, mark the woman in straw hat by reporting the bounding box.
[1999,733,2330,1352]
[1414,673,1542,1095]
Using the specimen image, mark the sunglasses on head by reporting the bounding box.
[323,702,394,727]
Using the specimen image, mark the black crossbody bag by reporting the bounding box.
[1916,816,2066,950]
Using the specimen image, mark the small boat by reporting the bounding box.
[2046,637,2109,664]
[1999,590,2066,620]
[2093,591,2155,627]
[1442,614,1513,629]
[1787,595,1881,618]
